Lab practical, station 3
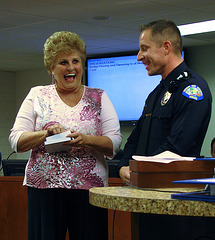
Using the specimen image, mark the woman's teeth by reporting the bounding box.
[65,73,76,80]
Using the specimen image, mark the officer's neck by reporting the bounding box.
[161,55,183,80]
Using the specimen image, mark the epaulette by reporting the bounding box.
[168,71,190,93]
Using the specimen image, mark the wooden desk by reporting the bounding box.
[89,186,215,239]
[0,177,28,240]
[0,177,128,240]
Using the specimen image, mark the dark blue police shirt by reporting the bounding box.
[118,61,212,170]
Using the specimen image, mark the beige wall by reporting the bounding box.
[0,71,16,160]
[186,44,215,156]
[1,44,215,162]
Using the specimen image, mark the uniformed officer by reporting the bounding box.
[118,19,212,183]
[117,19,213,239]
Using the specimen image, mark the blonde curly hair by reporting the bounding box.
[44,31,86,76]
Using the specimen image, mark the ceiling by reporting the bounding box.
[1,0,215,72]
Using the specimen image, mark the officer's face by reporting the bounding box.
[137,29,166,78]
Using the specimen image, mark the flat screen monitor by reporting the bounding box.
[86,53,161,125]
[2,159,121,178]
[2,159,27,176]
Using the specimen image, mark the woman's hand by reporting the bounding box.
[47,124,65,136]
[65,131,87,147]
[17,124,66,153]
[64,130,113,157]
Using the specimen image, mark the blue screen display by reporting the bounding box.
[87,54,161,124]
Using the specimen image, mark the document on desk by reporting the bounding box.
[173,178,215,185]
[171,190,215,202]
[172,178,215,202]
[132,151,194,163]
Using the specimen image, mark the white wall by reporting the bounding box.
[186,44,215,156]
[0,71,16,160]
[12,67,50,159]
[16,67,49,109]
[1,44,215,163]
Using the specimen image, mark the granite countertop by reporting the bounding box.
[89,186,215,217]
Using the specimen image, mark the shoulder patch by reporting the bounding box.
[182,85,203,101]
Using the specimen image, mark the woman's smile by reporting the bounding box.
[64,73,76,82]
[52,51,83,92]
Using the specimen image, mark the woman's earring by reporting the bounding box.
[52,73,55,85]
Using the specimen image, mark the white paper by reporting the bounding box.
[132,151,194,163]
[44,130,71,153]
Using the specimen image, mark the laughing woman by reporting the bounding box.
[9,31,122,240]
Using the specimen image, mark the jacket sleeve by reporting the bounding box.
[116,116,144,170]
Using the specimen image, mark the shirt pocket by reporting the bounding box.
[152,101,173,120]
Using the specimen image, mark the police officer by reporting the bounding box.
[118,19,212,183]
[117,19,213,239]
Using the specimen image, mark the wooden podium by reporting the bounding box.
[0,177,130,240]
[130,159,215,188]
[0,177,28,240]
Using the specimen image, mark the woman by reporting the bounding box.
[9,31,122,240]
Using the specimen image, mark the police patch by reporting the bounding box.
[182,85,203,101]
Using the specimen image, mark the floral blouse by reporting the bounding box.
[9,85,122,189]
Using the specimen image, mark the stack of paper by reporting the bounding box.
[44,130,71,153]
[132,151,194,163]
[172,178,215,201]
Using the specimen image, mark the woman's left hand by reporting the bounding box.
[65,130,87,147]
[64,130,113,157]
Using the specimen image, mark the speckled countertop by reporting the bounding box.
[89,186,215,217]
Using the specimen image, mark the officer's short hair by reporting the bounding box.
[139,19,182,56]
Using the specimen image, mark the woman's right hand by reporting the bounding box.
[47,123,65,136]
[17,124,65,153]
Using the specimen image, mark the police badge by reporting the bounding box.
[161,91,172,106]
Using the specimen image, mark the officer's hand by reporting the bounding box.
[119,166,131,183]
